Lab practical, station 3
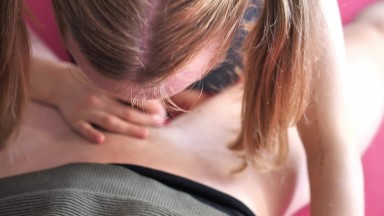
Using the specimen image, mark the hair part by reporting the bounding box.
[52,0,248,85]
[232,0,322,169]
[0,0,30,151]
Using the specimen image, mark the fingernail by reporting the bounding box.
[153,115,165,125]
[95,135,105,144]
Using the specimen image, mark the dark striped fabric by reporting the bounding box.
[0,163,231,216]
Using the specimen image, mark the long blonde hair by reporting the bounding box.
[233,0,321,168]
[0,0,29,151]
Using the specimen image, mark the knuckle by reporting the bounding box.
[84,127,95,136]
[124,110,134,121]
[101,115,116,128]
[86,95,101,106]
[124,122,140,132]
[128,124,142,134]
[130,127,147,138]
[73,121,85,131]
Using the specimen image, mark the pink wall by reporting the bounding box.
[338,0,376,24]
[25,0,69,61]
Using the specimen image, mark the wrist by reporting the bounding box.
[29,57,75,107]
[48,61,79,108]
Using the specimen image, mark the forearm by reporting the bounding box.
[28,56,71,106]
[299,96,364,216]
[28,28,69,106]
[299,93,364,216]
[300,0,364,215]
[306,143,363,216]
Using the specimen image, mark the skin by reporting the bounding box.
[9,1,384,215]
[0,85,303,216]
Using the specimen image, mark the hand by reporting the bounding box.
[51,64,167,143]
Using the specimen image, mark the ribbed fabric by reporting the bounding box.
[0,163,228,216]
[121,165,254,216]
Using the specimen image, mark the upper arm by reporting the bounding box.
[297,0,355,156]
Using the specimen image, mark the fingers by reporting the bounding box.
[61,91,166,143]
[73,121,105,144]
[87,111,149,139]
[120,107,165,126]
[107,100,165,126]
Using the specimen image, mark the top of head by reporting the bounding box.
[52,0,248,99]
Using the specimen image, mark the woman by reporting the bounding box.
[47,1,366,215]
[1,0,384,215]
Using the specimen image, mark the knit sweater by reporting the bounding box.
[0,163,230,216]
